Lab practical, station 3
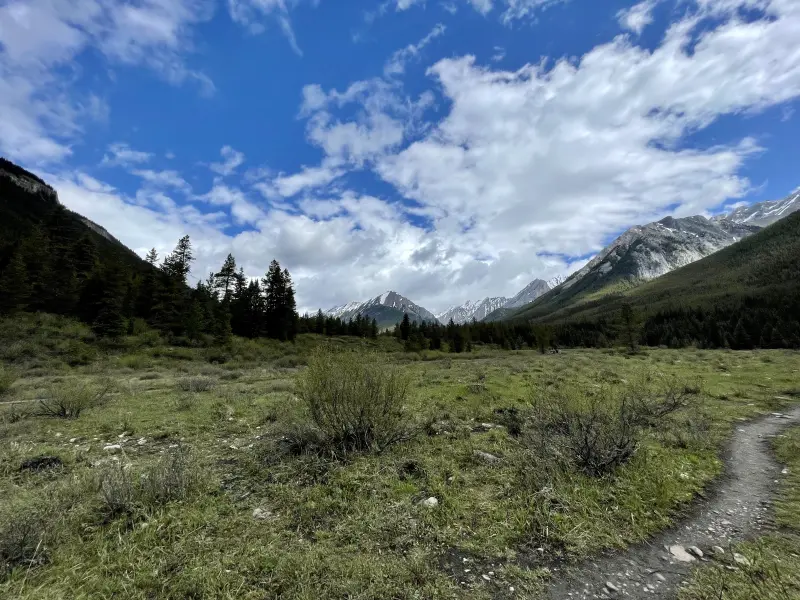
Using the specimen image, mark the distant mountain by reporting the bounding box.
[324,291,440,328]
[504,279,551,308]
[436,297,508,324]
[523,209,800,331]
[500,191,799,323]
[721,190,800,227]
[440,279,552,324]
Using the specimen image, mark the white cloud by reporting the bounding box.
[210,146,246,176]
[256,163,345,199]
[226,0,309,55]
[618,0,658,35]
[132,169,192,193]
[102,142,154,167]
[384,24,446,77]
[0,0,214,164]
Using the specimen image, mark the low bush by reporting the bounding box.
[0,365,16,396]
[524,374,695,477]
[98,448,202,518]
[39,379,112,419]
[177,376,217,393]
[0,500,52,577]
[296,348,413,456]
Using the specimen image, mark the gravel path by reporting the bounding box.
[547,406,800,600]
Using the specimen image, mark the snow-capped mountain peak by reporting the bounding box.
[323,291,439,327]
[436,297,509,324]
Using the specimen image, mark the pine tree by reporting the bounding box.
[263,260,285,339]
[0,251,29,314]
[400,313,411,341]
[163,236,193,285]
[282,268,298,341]
[136,249,159,320]
[72,235,99,282]
[214,254,237,301]
[92,270,126,338]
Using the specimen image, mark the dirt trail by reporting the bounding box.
[547,406,800,600]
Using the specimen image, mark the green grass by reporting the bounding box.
[680,426,800,600]
[1,315,798,599]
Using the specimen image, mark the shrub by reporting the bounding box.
[98,448,201,518]
[0,365,16,396]
[296,348,412,456]
[177,376,217,393]
[39,380,112,419]
[0,501,51,577]
[524,374,695,477]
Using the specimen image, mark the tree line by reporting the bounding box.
[384,296,800,353]
[0,218,301,343]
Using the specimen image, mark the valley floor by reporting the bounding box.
[1,315,799,599]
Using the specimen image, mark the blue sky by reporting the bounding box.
[2,0,799,313]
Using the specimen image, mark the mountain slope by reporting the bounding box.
[325,291,439,328]
[0,158,145,271]
[515,209,800,326]
[503,193,798,323]
[722,190,800,227]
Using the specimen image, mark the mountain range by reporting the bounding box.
[493,191,800,323]
[325,191,799,329]
[436,279,551,324]
[324,279,552,328]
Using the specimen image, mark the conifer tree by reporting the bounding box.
[0,251,29,314]
[400,313,411,341]
[214,254,237,301]
[92,269,127,338]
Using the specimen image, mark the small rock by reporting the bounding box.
[720,520,732,526]
[782,468,790,475]
[687,546,704,559]
[733,553,751,567]
[138,437,147,446]
[473,450,501,464]
[605,581,620,593]
[69,437,78,443]
[654,573,666,582]
[712,546,725,556]
[669,545,696,563]
[118,432,130,439]
[482,574,490,581]
[103,444,122,453]
[252,508,274,520]
[419,497,439,508]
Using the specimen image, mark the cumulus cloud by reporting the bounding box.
[210,146,246,176]
[0,0,214,163]
[618,0,659,35]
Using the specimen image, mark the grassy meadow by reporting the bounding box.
[1,314,799,599]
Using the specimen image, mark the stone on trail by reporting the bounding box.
[605,581,619,593]
[668,545,696,563]
[419,497,439,508]
[687,546,704,559]
[103,444,122,453]
[711,546,725,556]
